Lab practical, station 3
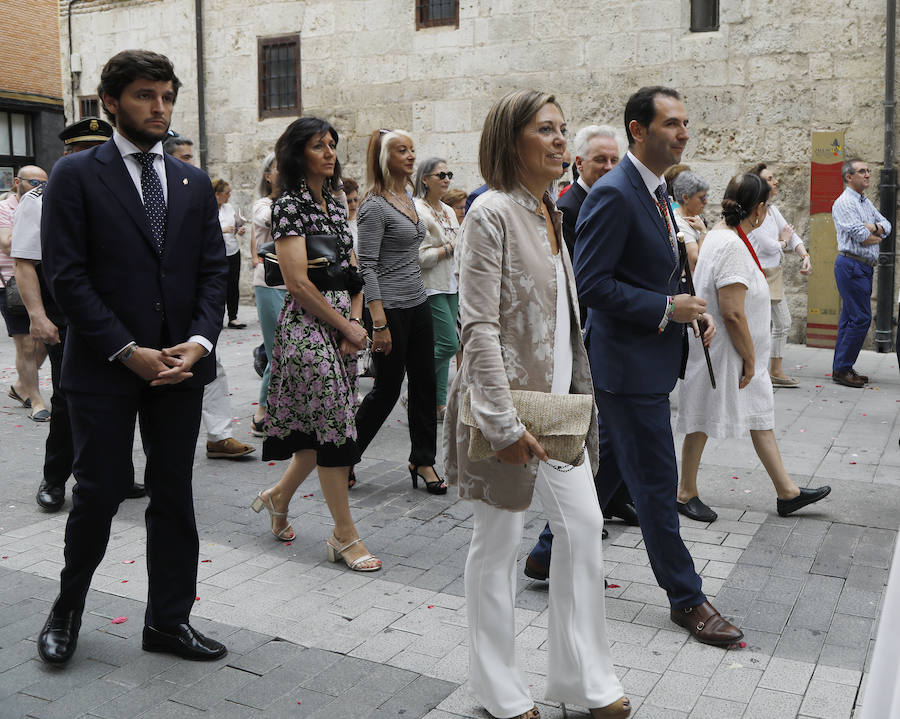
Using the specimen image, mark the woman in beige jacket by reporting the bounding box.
[444,90,628,719]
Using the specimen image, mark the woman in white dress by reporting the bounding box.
[444,90,628,719]
[675,173,830,523]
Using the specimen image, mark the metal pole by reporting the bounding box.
[875,0,897,352]
[194,0,208,172]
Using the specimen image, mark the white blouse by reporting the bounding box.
[747,205,802,270]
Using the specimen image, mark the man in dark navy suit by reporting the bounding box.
[37,50,228,665]
[573,87,742,647]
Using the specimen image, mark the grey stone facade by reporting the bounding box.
[60,0,900,341]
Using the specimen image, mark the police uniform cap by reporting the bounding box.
[59,117,114,145]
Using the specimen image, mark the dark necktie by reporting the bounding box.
[134,152,167,252]
[653,185,677,258]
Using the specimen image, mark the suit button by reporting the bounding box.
[153,302,162,312]
[160,271,166,279]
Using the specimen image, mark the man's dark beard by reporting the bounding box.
[116,111,169,148]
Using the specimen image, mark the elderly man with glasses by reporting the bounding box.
[1,165,50,420]
[830,158,890,388]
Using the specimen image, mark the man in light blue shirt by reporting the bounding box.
[830,158,890,387]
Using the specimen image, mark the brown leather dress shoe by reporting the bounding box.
[206,438,256,459]
[850,368,869,383]
[832,370,865,388]
[670,601,743,646]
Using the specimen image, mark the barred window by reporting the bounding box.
[79,97,99,119]
[690,0,719,32]
[258,34,302,119]
[416,0,459,29]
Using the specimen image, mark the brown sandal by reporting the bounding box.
[504,708,540,719]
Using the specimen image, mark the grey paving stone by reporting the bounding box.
[757,657,815,694]
[687,695,745,719]
[701,663,763,703]
[770,554,815,579]
[98,651,180,688]
[228,638,304,675]
[759,574,804,604]
[225,662,310,710]
[91,678,183,719]
[798,678,858,718]
[372,675,458,718]
[788,575,843,630]
[300,654,376,696]
[0,691,50,718]
[743,686,804,718]
[742,600,792,634]
[844,564,889,593]
[643,669,706,712]
[257,685,336,718]
[708,587,756,616]
[0,639,38,674]
[722,564,770,592]
[817,641,869,671]
[169,665,259,711]
[774,627,826,664]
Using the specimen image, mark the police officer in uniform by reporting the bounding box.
[11,117,147,511]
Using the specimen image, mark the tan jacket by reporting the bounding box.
[443,187,599,511]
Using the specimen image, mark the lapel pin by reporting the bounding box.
[183,178,189,185]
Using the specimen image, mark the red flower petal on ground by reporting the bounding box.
[607,583,621,589]
[815,385,823,388]
[195,596,200,601]
[122,560,135,564]
[121,580,128,583]
[201,559,211,563]
[427,605,434,609]
[850,461,857,465]
[268,462,276,466]
[284,542,292,546]
[111,617,128,624]
[739,641,747,648]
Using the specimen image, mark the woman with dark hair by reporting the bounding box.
[251,117,380,572]
[213,178,247,329]
[747,162,811,388]
[354,129,446,494]
[413,157,460,421]
[676,174,830,523]
[444,90,627,719]
[249,152,285,436]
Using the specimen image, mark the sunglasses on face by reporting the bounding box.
[19,178,47,188]
[850,168,871,175]
[430,171,453,180]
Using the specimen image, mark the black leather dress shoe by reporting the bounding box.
[677,497,718,523]
[605,500,640,526]
[38,608,81,664]
[142,624,227,661]
[36,480,65,512]
[126,483,146,499]
[777,486,831,517]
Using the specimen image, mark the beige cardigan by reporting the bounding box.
[414,198,459,293]
[443,187,598,512]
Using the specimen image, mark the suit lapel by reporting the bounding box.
[621,156,672,253]
[164,155,188,255]
[94,140,158,254]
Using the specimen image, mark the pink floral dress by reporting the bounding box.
[261,186,360,465]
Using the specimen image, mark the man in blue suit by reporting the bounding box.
[574,86,742,647]
[37,50,228,665]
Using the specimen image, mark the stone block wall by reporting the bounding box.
[61,0,900,346]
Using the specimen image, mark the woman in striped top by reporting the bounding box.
[354,129,446,494]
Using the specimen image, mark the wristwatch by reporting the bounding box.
[118,343,137,363]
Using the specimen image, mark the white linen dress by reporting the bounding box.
[676,228,774,437]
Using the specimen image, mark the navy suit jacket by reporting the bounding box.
[557,180,587,260]
[573,154,687,395]
[41,139,227,395]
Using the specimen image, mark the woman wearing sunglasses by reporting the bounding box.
[413,158,460,421]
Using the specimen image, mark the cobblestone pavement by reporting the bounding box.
[1,306,898,718]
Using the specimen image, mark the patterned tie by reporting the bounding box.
[134,152,167,252]
[653,184,677,258]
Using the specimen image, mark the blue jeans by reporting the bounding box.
[833,254,873,373]
[254,285,287,408]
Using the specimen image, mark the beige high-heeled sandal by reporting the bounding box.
[494,707,539,719]
[560,697,631,719]
[326,536,382,572]
[250,490,295,541]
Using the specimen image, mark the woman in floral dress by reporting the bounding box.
[251,117,380,572]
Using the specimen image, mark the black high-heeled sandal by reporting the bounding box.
[348,468,357,490]
[409,466,447,495]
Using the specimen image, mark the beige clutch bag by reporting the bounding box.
[460,389,593,467]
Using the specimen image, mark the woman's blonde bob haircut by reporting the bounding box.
[479,90,562,192]
[364,128,415,198]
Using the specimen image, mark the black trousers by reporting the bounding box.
[226,252,241,322]
[43,324,74,488]
[56,385,204,628]
[355,301,437,467]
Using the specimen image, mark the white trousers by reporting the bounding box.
[770,298,792,359]
[465,458,623,718]
[201,357,233,442]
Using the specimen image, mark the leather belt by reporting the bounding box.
[838,251,876,268]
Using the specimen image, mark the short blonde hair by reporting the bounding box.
[479,90,561,192]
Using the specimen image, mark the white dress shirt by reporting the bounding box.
[109,131,211,359]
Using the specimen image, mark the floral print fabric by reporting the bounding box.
[264,186,359,449]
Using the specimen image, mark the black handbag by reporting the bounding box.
[305,234,344,291]
[256,241,284,287]
[1,275,28,316]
